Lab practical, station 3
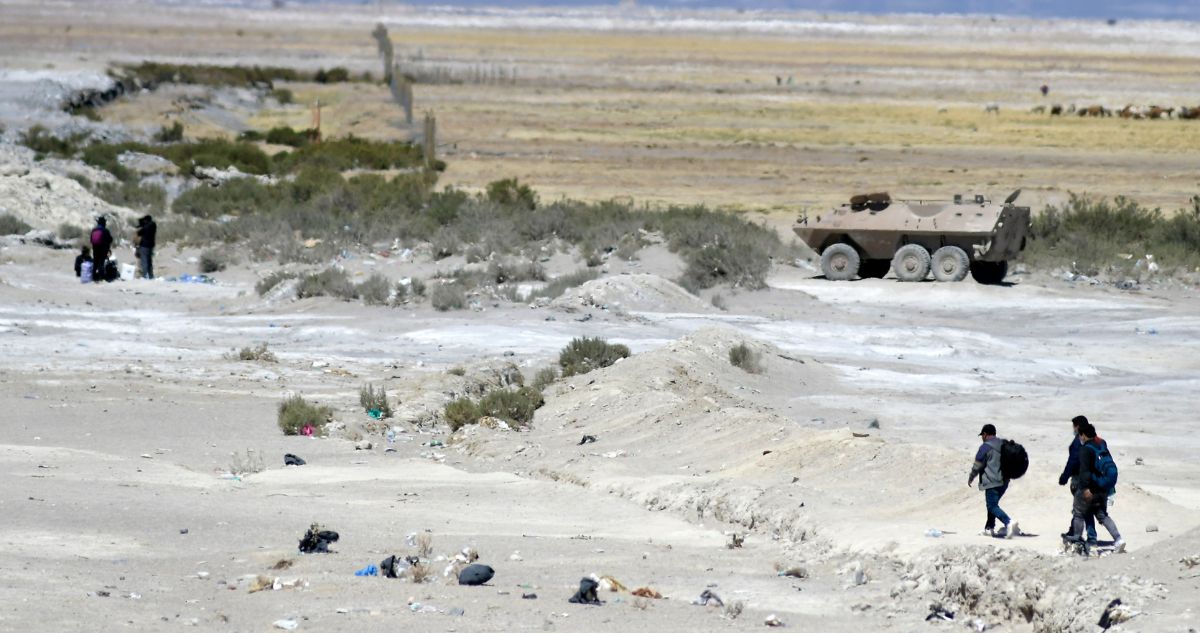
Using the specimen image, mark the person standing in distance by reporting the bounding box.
[135,214,157,279]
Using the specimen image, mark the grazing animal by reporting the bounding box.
[1147,106,1174,119]
[1178,106,1200,120]
[1050,104,1063,116]
[1030,105,1046,114]
[984,103,1000,115]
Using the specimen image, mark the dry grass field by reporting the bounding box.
[3,0,1199,216]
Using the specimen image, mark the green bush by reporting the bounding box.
[443,398,481,431]
[529,268,598,300]
[297,268,357,300]
[531,367,558,391]
[679,242,771,292]
[430,281,467,311]
[120,62,303,87]
[559,336,631,377]
[1023,194,1200,275]
[159,138,272,175]
[18,125,89,159]
[486,177,537,209]
[487,259,545,284]
[272,136,424,173]
[270,88,294,104]
[729,342,763,374]
[91,180,166,213]
[0,213,32,235]
[478,386,544,427]
[314,67,351,84]
[356,273,392,306]
[359,383,392,418]
[57,222,85,241]
[238,130,265,142]
[255,270,298,296]
[278,395,332,435]
[154,121,184,143]
[265,126,311,148]
[173,177,275,218]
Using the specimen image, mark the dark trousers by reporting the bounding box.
[1066,484,1097,540]
[983,482,1010,529]
[136,246,154,279]
[1071,488,1120,541]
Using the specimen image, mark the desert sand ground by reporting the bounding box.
[2,1,1200,632]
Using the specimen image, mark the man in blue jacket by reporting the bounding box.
[1059,415,1097,543]
[969,424,1019,538]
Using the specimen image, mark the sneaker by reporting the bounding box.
[980,528,995,537]
[1007,521,1020,538]
[994,527,1008,538]
[1113,538,1126,553]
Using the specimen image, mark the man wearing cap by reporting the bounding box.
[969,424,1019,538]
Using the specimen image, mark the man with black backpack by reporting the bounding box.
[1067,421,1124,552]
[968,424,1021,539]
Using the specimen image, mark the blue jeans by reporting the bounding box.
[137,246,154,279]
[984,482,1010,529]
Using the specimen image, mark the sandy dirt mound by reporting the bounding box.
[550,273,711,314]
[0,143,136,230]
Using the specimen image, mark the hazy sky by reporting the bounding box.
[273,0,1200,21]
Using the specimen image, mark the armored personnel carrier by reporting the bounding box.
[793,191,1031,284]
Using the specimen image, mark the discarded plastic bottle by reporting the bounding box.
[925,528,943,538]
[386,428,396,445]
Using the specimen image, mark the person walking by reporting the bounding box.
[135,214,156,279]
[1059,415,1098,543]
[969,424,1020,538]
[1067,421,1124,551]
[90,216,113,280]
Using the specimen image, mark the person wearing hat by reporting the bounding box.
[969,424,1019,538]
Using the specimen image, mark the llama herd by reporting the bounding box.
[1027,103,1200,119]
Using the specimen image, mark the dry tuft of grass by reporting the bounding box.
[729,342,763,374]
[414,532,433,558]
[238,343,277,363]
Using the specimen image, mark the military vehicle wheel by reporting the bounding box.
[891,244,931,282]
[820,243,860,281]
[859,259,889,279]
[971,260,1009,285]
[931,246,970,282]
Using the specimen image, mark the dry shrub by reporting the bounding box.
[238,343,277,362]
[729,342,763,374]
[199,248,229,273]
[430,281,467,311]
[414,532,433,558]
[297,268,357,300]
[407,563,432,583]
[228,448,264,475]
[255,270,297,296]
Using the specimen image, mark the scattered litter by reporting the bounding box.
[764,614,784,627]
[509,551,523,561]
[778,567,807,579]
[448,607,465,616]
[196,571,210,579]
[597,575,627,592]
[408,601,439,614]
[367,408,383,419]
[167,274,216,284]
[631,587,662,599]
[692,589,723,607]
[1135,457,1144,466]
[925,528,944,538]
[1146,524,1159,533]
[298,523,339,554]
[180,528,189,535]
[272,619,298,631]
[926,605,955,621]
[727,533,744,549]
[522,592,538,600]
[458,564,495,586]
[354,563,378,577]
[568,577,603,605]
[578,435,597,445]
[354,440,373,451]
[968,617,988,632]
[284,454,306,466]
